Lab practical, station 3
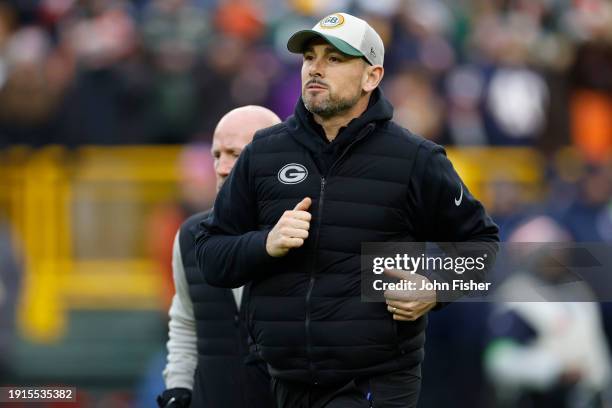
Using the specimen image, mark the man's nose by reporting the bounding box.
[309,57,324,77]
[216,157,232,177]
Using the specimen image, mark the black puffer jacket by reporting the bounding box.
[196,89,499,385]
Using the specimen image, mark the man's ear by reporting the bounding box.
[362,64,384,93]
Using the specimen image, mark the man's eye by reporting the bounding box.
[329,56,341,62]
[304,54,314,61]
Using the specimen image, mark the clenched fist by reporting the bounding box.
[266,197,312,257]
[383,268,437,321]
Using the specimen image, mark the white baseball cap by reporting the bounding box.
[287,12,384,66]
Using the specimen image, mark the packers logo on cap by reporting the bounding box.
[319,13,345,29]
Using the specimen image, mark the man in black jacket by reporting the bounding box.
[157,106,280,408]
[196,12,499,408]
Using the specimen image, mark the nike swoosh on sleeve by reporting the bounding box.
[454,184,463,206]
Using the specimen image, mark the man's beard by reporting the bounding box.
[303,86,362,118]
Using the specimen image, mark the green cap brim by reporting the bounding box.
[287,30,363,58]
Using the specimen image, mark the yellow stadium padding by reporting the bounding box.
[1,145,545,344]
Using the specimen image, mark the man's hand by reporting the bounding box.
[266,197,312,257]
[383,268,437,321]
[156,388,192,408]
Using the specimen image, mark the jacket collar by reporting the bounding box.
[286,88,394,154]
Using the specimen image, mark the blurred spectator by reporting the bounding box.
[559,162,612,242]
[565,0,612,162]
[484,66,549,145]
[194,35,273,138]
[488,179,530,241]
[384,66,446,143]
[471,6,551,145]
[214,0,265,41]
[569,45,612,163]
[141,0,209,143]
[485,216,612,407]
[0,24,66,146]
[54,0,149,145]
[0,216,22,382]
[444,64,487,145]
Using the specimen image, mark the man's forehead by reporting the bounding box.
[212,130,250,149]
[303,38,346,55]
[212,107,280,148]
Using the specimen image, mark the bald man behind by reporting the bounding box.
[158,106,281,408]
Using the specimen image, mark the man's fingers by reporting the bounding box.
[284,218,310,230]
[281,237,305,248]
[386,299,413,309]
[389,306,414,319]
[386,300,418,314]
[281,227,309,240]
[293,197,312,212]
[293,211,312,222]
[267,201,312,257]
[268,199,314,257]
[388,304,418,321]
[284,210,312,222]
[386,300,435,318]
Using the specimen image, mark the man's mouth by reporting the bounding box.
[306,81,328,90]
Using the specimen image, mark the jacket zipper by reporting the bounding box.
[304,123,376,385]
[329,124,375,174]
[305,176,326,384]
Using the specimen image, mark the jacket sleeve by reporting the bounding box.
[419,146,500,306]
[195,144,274,288]
[421,146,499,243]
[163,232,197,390]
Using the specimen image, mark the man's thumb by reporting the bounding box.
[294,197,312,211]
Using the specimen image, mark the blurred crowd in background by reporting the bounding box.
[1,0,612,407]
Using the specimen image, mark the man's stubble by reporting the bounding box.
[302,83,363,119]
